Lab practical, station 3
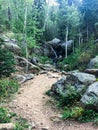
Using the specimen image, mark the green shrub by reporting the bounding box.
[39,56,49,64]
[0,78,19,101]
[14,117,29,130]
[0,107,10,123]
[58,48,81,71]
[77,109,98,123]
[62,106,84,119]
[0,44,15,77]
[57,85,82,107]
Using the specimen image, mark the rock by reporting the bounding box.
[88,56,98,69]
[81,82,98,110]
[51,38,61,44]
[15,75,27,83]
[61,40,73,50]
[4,42,21,55]
[0,123,15,130]
[39,71,47,74]
[0,34,21,55]
[72,72,96,85]
[41,127,49,130]
[51,72,96,97]
[15,74,35,83]
[24,74,34,80]
[85,69,98,76]
[51,74,85,97]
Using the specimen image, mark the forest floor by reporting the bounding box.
[9,71,98,130]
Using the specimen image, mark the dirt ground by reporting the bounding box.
[9,72,98,130]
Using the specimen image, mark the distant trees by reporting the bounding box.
[0,0,98,58]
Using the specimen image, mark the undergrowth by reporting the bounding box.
[0,78,19,101]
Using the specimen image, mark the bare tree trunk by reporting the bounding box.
[23,1,28,73]
[8,7,11,21]
[65,26,69,58]
[86,26,89,41]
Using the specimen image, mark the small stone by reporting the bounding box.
[41,126,49,130]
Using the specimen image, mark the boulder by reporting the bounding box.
[15,73,34,84]
[0,34,21,55]
[4,42,21,55]
[15,75,27,84]
[61,40,73,50]
[81,82,98,110]
[72,72,96,85]
[85,69,98,76]
[51,72,96,97]
[24,74,35,80]
[88,56,98,69]
[47,38,61,47]
[51,74,85,96]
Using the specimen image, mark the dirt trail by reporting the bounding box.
[9,72,98,130]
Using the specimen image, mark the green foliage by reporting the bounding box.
[0,45,15,77]
[39,56,49,64]
[14,117,29,130]
[57,85,82,107]
[77,109,98,123]
[62,106,84,119]
[59,48,81,70]
[0,107,11,123]
[0,78,19,101]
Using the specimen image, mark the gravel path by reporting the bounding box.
[9,72,98,130]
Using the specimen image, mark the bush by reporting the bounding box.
[57,85,82,107]
[77,109,98,123]
[0,78,19,101]
[0,44,15,77]
[14,117,29,130]
[0,107,10,123]
[62,106,84,119]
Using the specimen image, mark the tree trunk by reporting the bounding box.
[86,26,89,41]
[23,1,28,73]
[65,26,69,58]
[8,7,11,21]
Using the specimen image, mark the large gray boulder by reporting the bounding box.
[15,74,34,84]
[72,72,96,85]
[61,40,73,50]
[88,56,98,69]
[81,82,98,110]
[47,38,61,47]
[51,72,96,97]
[0,34,21,55]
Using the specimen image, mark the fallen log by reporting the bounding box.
[14,55,40,69]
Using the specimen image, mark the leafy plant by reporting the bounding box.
[0,44,16,77]
[77,109,98,123]
[14,117,29,130]
[57,85,82,107]
[62,106,84,119]
[39,56,49,64]
[0,78,19,101]
[0,107,11,123]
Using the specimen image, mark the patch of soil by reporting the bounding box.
[9,72,98,130]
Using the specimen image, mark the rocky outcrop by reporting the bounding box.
[47,38,61,47]
[81,82,98,110]
[51,72,96,97]
[0,34,21,55]
[88,56,98,69]
[15,73,34,84]
[72,72,96,85]
[85,69,98,76]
